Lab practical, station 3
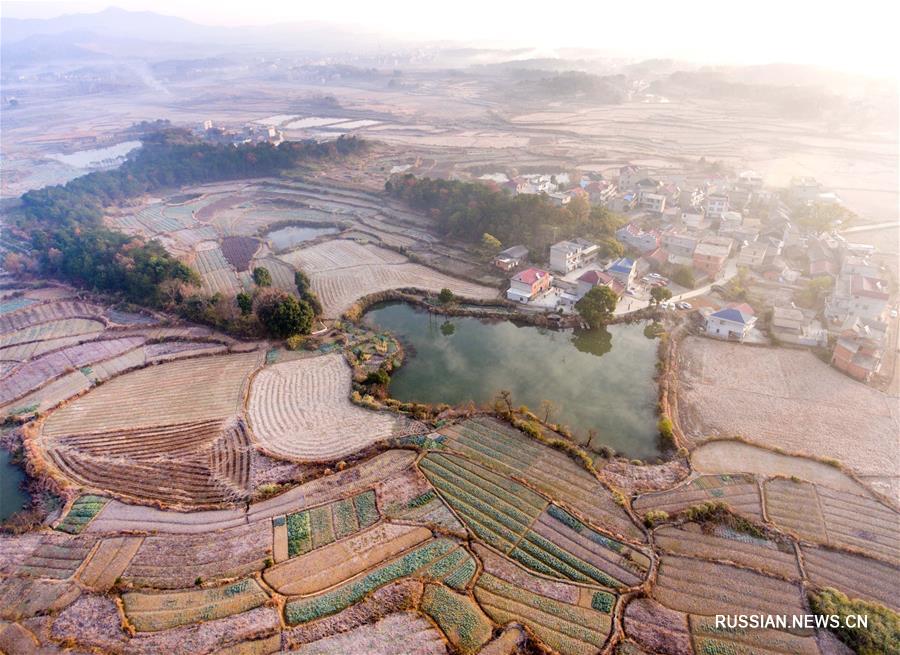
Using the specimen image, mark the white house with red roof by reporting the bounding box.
[507,267,553,303]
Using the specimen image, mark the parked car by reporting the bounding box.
[891,309,898,318]
[648,273,662,279]
[659,300,671,309]
[677,302,692,310]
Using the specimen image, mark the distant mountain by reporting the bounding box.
[1,7,222,44]
[1,7,401,54]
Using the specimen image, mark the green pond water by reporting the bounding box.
[0,449,29,522]
[365,302,663,459]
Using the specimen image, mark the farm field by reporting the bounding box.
[764,478,899,562]
[678,337,900,499]
[419,452,648,588]
[280,239,498,317]
[41,351,261,435]
[654,523,800,580]
[473,543,614,655]
[248,353,405,460]
[436,417,643,541]
[632,474,763,521]
[652,555,806,618]
[690,439,873,496]
[292,611,448,655]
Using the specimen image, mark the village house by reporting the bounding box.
[831,321,885,382]
[661,229,699,262]
[639,192,666,213]
[616,223,660,254]
[610,192,637,213]
[618,165,649,190]
[576,270,624,299]
[693,236,734,279]
[771,306,827,346]
[549,238,600,274]
[705,303,756,342]
[705,194,729,220]
[585,180,617,205]
[826,274,890,323]
[681,210,710,231]
[718,211,743,234]
[737,241,769,269]
[493,245,528,271]
[605,257,636,287]
[506,267,552,303]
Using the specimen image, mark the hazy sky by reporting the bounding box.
[3,0,898,75]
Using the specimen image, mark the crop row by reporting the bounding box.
[421,583,493,655]
[475,571,613,655]
[284,538,464,624]
[286,489,379,558]
[55,495,109,534]
[440,418,642,540]
[123,577,269,632]
[634,474,763,521]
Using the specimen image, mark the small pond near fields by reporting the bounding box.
[364,302,663,459]
[0,449,29,522]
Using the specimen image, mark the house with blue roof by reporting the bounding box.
[605,257,636,287]
[705,303,757,342]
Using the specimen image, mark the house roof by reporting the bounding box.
[710,303,755,325]
[578,270,614,285]
[499,245,528,258]
[512,267,550,285]
[607,257,635,274]
[851,275,889,300]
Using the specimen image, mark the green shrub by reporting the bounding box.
[657,416,675,445]
[643,510,669,527]
[810,588,899,655]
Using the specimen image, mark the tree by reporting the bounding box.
[294,270,310,295]
[539,399,557,423]
[672,266,695,289]
[481,233,502,253]
[795,276,833,310]
[255,291,313,338]
[438,288,455,304]
[567,194,590,223]
[575,286,618,328]
[252,267,272,287]
[650,286,672,305]
[235,292,253,315]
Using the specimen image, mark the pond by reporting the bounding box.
[48,140,142,170]
[364,302,663,459]
[267,225,339,251]
[0,449,29,522]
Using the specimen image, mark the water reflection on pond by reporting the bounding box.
[364,302,662,459]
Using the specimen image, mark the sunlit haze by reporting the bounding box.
[4,0,899,76]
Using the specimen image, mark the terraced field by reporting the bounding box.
[293,611,447,655]
[124,522,271,588]
[689,615,821,655]
[42,351,260,435]
[123,578,270,631]
[800,545,899,610]
[248,353,404,460]
[652,555,806,617]
[436,417,642,540]
[633,474,763,521]
[15,533,96,580]
[0,300,104,333]
[44,417,254,505]
[284,537,476,625]
[473,544,614,655]
[280,239,497,317]
[764,478,900,562]
[420,452,648,588]
[194,242,242,295]
[77,536,143,590]
[654,523,800,580]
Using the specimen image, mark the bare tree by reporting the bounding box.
[539,399,558,424]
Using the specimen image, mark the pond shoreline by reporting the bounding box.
[363,300,665,460]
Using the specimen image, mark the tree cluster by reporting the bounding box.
[385,174,626,257]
